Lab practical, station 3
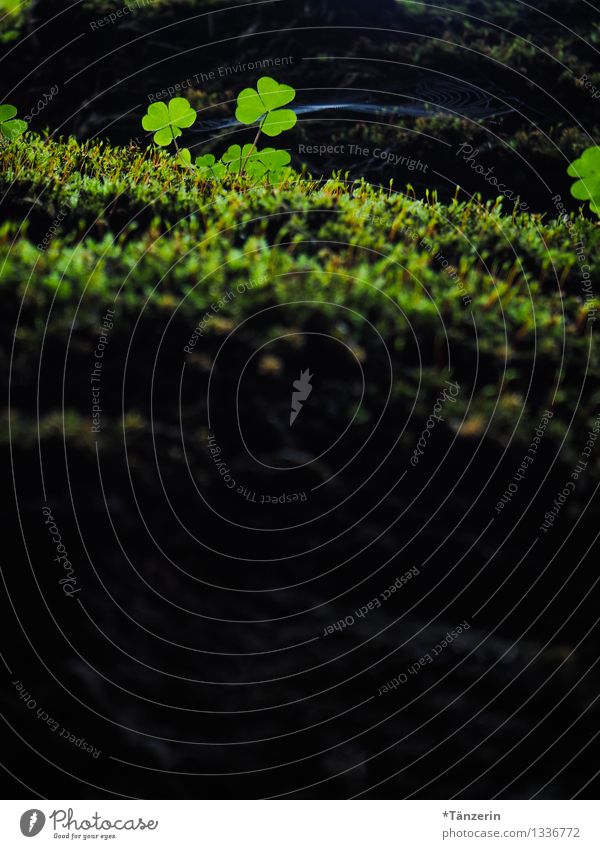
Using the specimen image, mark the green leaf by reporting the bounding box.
[221,143,262,175]
[235,76,296,136]
[168,97,197,129]
[256,147,292,181]
[194,144,293,183]
[142,103,174,146]
[0,104,17,122]
[567,146,600,217]
[0,118,27,140]
[195,153,227,180]
[217,145,294,181]
[0,103,26,140]
[177,148,192,167]
[142,98,196,147]
[195,153,217,170]
[261,109,297,137]
[258,148,291,169]
[245,159,268,180]
[255,76,295,111]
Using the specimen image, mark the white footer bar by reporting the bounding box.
[1,800,598,848]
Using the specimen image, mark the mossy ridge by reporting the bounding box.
[1,136,598,328]
[0,133,598,235]
[1,135,598,381]
[2,190,599,462]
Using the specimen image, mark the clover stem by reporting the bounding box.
[171,127,193,171]
[241,124,262,174]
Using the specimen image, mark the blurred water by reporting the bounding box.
[192,80,521,133]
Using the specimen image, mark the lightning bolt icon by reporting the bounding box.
[290,368,313,426]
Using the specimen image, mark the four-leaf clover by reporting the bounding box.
[0,104,27,140]
[568,146,600,217]
[142,97,196,146]
[235,76,297,137]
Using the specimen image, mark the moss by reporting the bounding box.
[2,135,599,473]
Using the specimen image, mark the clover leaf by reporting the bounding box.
[235,76,297,137]
[257,148,292,183]
[142,97,196,146]
[221,143,266,176]
[568,146,600,217]
[195,153,227,180]
[218,144,292,181]
[0,104,27,140]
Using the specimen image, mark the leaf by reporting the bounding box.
[195,145,292,182]
[0,118,27,140]
[142,97,196,147]
[168,97,197,129]
[177,148,192,167]
[567,146,600,217]
[0,103,26,140]
[0,104,17,122]
[258,148,290,167]
[221,143,264,175]
[195,153,227,180]
[256,147,292,181]
[235,76,296,137]
[255,76,296,112]
[261,109,297,137]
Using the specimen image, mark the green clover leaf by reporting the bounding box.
[235,76,297,137]
[195,153,227,180]
[0,104,27,140]
[567,146,600,217]
[258,148,291,169]
[142,97,196,146]
[177,148,192,167]
[256,148,292,183]
[221,143,266,175]
[218,145,293,181]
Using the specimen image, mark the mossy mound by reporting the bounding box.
[3,134,599,463]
